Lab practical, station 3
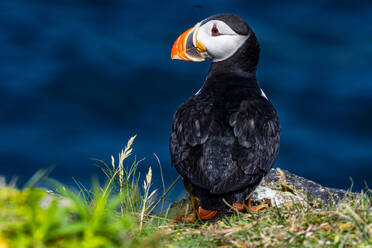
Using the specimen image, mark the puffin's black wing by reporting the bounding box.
[170,96,216,190]
[170,96,280,194]
[213,98,280,193]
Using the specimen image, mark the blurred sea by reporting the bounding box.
[1,0,372,195]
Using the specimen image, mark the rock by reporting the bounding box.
[251,168,347,206]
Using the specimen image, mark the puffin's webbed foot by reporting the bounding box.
[232,203,247,212]
[184,195,218,222]
[232,194,266,212]
[198,207,218,220]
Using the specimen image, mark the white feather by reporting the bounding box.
[196,20,248,62]
[261,89,268,99]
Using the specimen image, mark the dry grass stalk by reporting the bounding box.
[139,166,157,231]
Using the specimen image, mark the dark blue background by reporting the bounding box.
[1,0,371,195]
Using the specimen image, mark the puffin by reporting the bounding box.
[170,14,280,221]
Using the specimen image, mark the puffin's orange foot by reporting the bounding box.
[232,194,267,213]
[245,194,266,212]
[198,207,218,220]
[249,204,266,211]
[232,202,266,212]
[232,203,247,212]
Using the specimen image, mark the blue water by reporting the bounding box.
[1,0,372,194]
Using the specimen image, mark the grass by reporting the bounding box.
[165,190,371,247]
[0,136,371,247]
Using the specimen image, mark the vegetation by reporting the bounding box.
[0,136,371,247]
[166,191,371,247]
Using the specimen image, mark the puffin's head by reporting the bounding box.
[171,14,257,63]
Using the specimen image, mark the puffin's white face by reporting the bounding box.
[171,19,249,62]
[196,20,249,62]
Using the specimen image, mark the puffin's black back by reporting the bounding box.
[170,14,280,212]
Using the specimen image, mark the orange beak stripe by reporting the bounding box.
[171,27,194,61]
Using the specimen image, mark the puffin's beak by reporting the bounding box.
[171,22,206,62]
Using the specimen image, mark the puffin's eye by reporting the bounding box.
[211,24,221,36]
